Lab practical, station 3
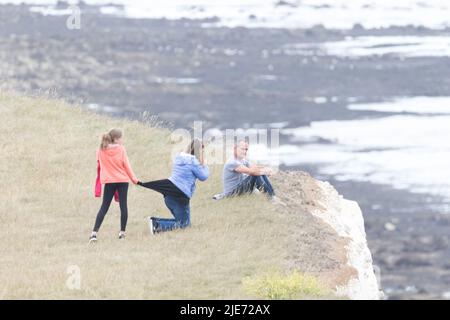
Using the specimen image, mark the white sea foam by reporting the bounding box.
[153,77,201,85]
[283,36,450,58]
[313,97,328,104]
[87,103,119,113]
[275,99,450,201]
[347,96,450,114]
[3,0,450,30]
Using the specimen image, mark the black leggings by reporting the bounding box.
[93,183,129,232]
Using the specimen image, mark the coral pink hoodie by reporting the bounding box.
[95,160,119,201]
[96,144,138,184]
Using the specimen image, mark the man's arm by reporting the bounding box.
[235,164,273,176]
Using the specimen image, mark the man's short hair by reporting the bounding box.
[235,139,249,147]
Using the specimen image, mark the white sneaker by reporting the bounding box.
[212,193,225,200]
[118,232,126,239]
[89,234,97,243]
[148,217,155,235]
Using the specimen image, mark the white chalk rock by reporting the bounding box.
[312,181,383,300]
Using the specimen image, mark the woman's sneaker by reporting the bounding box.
[89,234,97,243]
[118,232,126,240]
[148,217,156,235]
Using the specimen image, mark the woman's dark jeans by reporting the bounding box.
[152,195,190,233]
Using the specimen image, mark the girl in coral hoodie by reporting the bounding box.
[89,128,139,243]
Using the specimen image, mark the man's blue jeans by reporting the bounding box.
[152,195,191,233]
[230,175,275,197]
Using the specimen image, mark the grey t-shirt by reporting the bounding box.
[223,158,250,195]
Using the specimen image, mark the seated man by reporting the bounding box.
[223,140,275,198]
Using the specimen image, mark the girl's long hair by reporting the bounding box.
[100,128,123,150]
[185,138,204,163]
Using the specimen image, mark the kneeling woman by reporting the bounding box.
[138,139,209,234]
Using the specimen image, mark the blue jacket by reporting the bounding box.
[168,153,209,198]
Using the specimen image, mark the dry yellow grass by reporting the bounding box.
[0,91,308,299]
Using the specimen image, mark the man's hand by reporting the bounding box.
[260,167,275,176]
[250,164,274,176]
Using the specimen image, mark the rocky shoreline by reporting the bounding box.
[3,4,450,130]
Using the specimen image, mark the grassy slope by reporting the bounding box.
[0,92,306,299]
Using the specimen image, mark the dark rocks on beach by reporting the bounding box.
[394,257,432,268]
[352,23,365,31]
[275,1,299,8]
